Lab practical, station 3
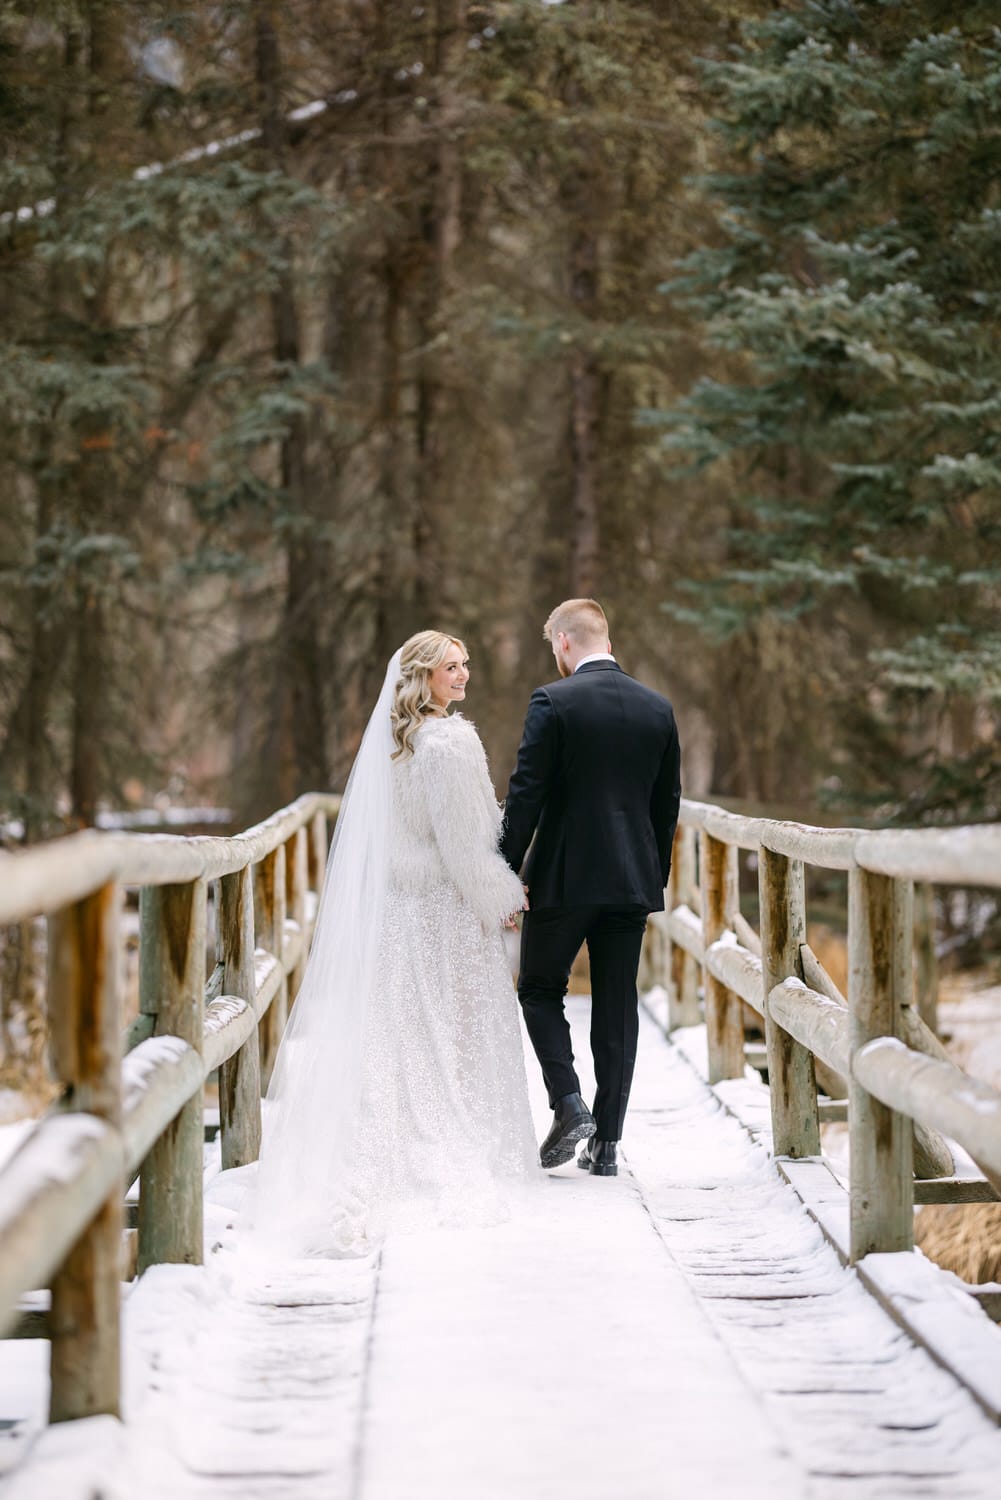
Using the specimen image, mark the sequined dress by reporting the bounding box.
[323,712,538,1254]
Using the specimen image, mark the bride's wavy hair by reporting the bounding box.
[390,630,468,760]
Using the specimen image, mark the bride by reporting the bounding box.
[252,631,538,1256]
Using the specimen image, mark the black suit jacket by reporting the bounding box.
[500,660,681,912]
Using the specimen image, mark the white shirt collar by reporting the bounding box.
[574,652,617,673]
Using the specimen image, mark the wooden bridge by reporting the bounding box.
[1,795,1001,1497]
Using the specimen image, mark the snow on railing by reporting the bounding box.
[0,790,338,1429]
[646,800,1001,1421]
[649,800,1001,1240]
[1,789,999,1441]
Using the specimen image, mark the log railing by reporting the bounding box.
[2,788,1000,1441]
[0,792,338,1425]
[649,800,1001,1265]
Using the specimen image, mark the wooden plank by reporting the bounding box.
[853,1038,1001,1193]
[759,849,820,1159]
[46,882,123,1422]
[855,824,1001,890]
[818,1100,847,1123]
[700,834,744,1083]
[914,1176,1000,1204]
[774,1156,851,1263]
[776,1157,1001,1425]
[136,880,207,1273]
[847,869,913,1261]
[857,1251,1001,1425]
[218,865,262,1169]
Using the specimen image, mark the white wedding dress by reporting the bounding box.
[253,658,538,1259]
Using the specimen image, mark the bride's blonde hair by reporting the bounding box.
[391,630,468,760]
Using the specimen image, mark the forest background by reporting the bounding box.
[2,0,999,842]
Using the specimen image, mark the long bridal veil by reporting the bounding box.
[251,649,402,1254]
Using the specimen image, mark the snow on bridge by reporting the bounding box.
[4,999,1000,1500]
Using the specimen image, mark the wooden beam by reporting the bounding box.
[768,978,851,1078]
[759,849,820,1159]
[46,882,123,1422]
[705,936,763,1016]
[700,833,743,1083]
[847,869,913,1261]
[136,880,207,1273]
[667,826,699,1028]
[855,824,1001,890]
[800,940,954,1179]
[853,1038,1001,1193]
[664,904,704,962]
[218,866,262,1169]
[254,844,287,1089]
[0,1117,121,1336]
[285,825,309,1001]
[308,808,328,893]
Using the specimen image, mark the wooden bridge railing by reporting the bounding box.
[647,800,1001,1266]
[0,792,338,1424]
[2,789,1000,1441]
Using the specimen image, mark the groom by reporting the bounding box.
[501,599,681,1176]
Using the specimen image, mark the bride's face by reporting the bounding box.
[428,644,470,709]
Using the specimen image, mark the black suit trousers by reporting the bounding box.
[517,905,649,1141]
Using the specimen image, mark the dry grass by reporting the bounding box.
[916,1204,1001,1285]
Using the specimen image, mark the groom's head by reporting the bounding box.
[544,598,611,678]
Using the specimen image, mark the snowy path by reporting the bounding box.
[4,1000,1001,1499]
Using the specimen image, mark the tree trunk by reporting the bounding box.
[254,3,331,801]
[561,17,603,601]
[412,0,466,621]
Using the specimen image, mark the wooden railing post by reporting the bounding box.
[308,809,328,895]
[759,847,820,1157]
[668,825,700,1030]
[218,865,262,1169]
[700,832,744,1082]
[254,845,287,1089]
[285,825,309,1001]
[914,880,939,1035]
[137,879,207,1274]
[848,868,914,1260]
[46,882,123,1422]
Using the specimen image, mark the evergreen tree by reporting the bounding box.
[662,1,1001,819]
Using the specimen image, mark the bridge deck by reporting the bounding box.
[5,1001,1001,1499]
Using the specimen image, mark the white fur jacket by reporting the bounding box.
[390,713,525,930]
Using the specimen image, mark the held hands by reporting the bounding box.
[503,886,530,930]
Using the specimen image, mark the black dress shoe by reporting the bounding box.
[539,1092,596,1169]
[579,1139,618,1176]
